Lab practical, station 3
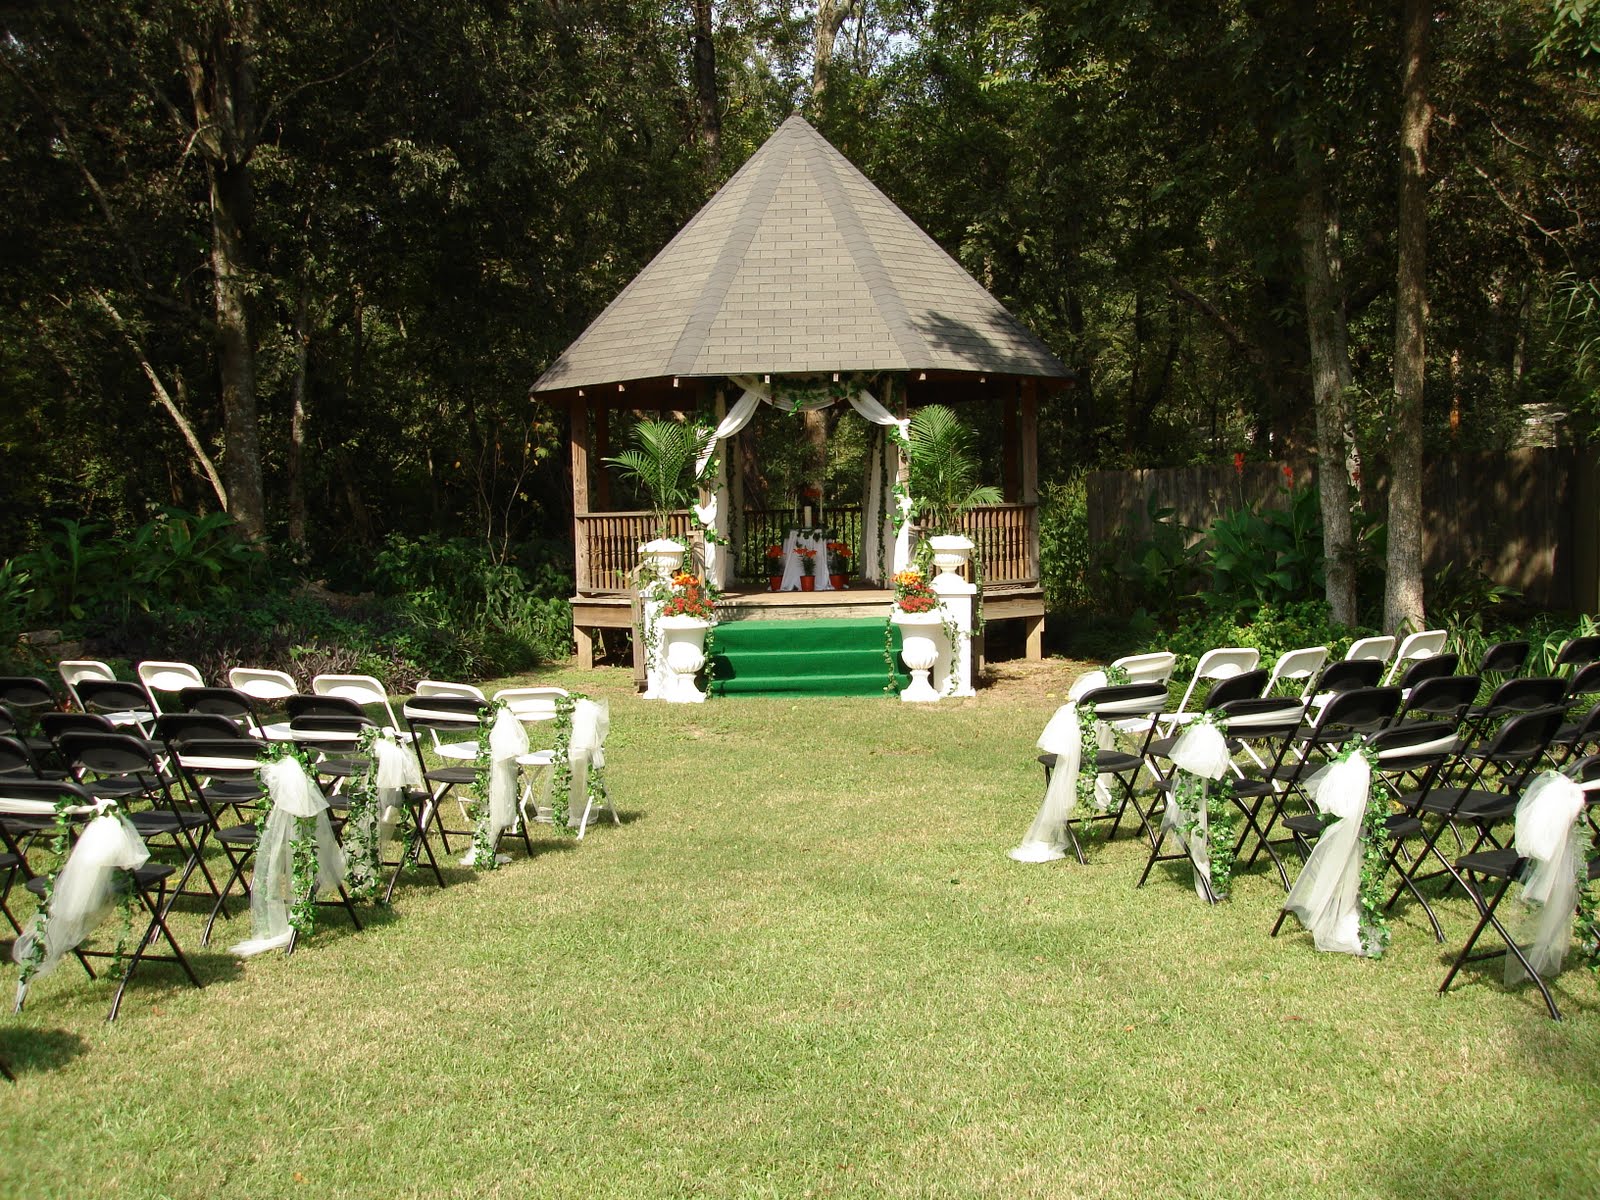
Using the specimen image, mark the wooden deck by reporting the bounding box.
[571,581,1044,674]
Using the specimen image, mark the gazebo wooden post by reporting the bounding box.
[1020,379,1043,660]
[593,403,612,510]
[570,396,594,670]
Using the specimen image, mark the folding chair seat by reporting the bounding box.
[135,660,207,716]
[1475,640,1529,682]
[1159,648,1261,737]
[1394,707,1566,907]
[71,678,157,737]
[1244,686,1403,889]
[178,686,266,737]
[1382,629,1449,686]
[55,731,218,903]
[1262,646,1329,700]
[1037,681,1170,849]
[1437,761,1599,1020]
[10,778,203,1020]
[311,674,409,738]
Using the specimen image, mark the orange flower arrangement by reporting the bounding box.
[893,568,937,614]
[660,571,717,620]
[795,546,819,576]
[826,541,852,573]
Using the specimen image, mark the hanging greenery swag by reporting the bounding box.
[1172,710,1238,900]
[467,698,510,871]
[256,740,326,937]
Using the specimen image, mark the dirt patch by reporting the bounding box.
[979,655,1100,703]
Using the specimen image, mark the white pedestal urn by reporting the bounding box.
[927,534,974,584]
[656,615,714,703]
[892,610,947,704]
[639,537,687,582]
[929,571,977,698]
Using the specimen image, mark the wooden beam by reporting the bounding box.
[1001,392,1020,502]
[1020,379,1040,580]
[594,404,611,510]
[571,397,591,597]
[574,625,595,671]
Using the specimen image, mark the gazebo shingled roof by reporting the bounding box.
[531,115,1069,396]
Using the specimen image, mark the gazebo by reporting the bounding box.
[531,115,1070,676]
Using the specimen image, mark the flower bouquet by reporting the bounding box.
[660,571,717,620]
[893,568,937,614]
[826,541,851,589]
[764,544,784,590]
[796,547,818,591]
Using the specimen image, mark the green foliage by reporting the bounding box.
[906,404,1002,535]
[602,418,710,538]
[1204,480,1325,611]
[1108,494,1206,615]
[1149,600,1374,680]
[1039,477,1094,614]
[1445,611,1600,677]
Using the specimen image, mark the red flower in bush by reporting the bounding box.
[1233,452,1245,477]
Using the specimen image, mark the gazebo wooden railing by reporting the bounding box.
[573,503,1038,594]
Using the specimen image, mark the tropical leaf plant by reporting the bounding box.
[906,404,1001,536]
[603,418,711,539]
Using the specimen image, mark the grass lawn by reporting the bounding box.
[3,662,1599,1198]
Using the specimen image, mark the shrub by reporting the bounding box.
[1039,476,1094,614]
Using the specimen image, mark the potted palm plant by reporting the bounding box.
[907,404,1001,580]
[603,417,709,579]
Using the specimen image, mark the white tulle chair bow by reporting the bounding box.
[566,699,612,837]
[461,705,530,866]
[231,754,346,957]
[1506,771,1588,984]
[1010,672,1107,863]
[1162,719,1234,902]
[1275,750,1378,954]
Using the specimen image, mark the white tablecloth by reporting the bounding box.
[778,528,835,591]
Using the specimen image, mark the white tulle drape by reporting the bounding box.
[1506,771,1587,984]
[567,698,610,821]
[1164,721,1233,899]
[372,733,422,843]
[231,755,344,957]
[1010,672,1107,862]
[1279,751,1374,955]
[12,801,148,1004]
[461,706,530,865]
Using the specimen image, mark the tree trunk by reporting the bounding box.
[690,0,720,172]
[812,0,855,104]
[181,6,265,539]
[286,282,310,550]
[1293,133,1359,626]
[1386,0,1431,634]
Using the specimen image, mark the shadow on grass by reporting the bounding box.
[0,1027,89,1079]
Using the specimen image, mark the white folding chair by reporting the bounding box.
[228,667,297,704]
[1109,651,1177,686]
[312,674,408,739]
[1262,645,1329,700]
[1159,647,1260,736]
[1344,635,1396,664]
[57,660,152,730]
[494,688,573,830]
[137,661,207,715]
[416,680,487,762]
[1383,629,1448,686]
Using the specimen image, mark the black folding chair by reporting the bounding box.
[1555,635,1600,675]
[1393,706,1566,909]
[0,677,58,756]
[1391,674,1480,732]
[178,686,267,737]
[1550,701,1600,769]
[1462,676,1567,743]
[9,778,203,1021]
[1394,652,1458,693]
[158,734,264,945]
[71,678,156,736]
[1437,755,1598,1021]
[1475,640,1529,683]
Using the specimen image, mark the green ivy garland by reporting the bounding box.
[256,740,327,937]
[549,692,607,837]
[1344,743,1394,958]
[16,795,80,990]
[1172,711,1237,900]
[341,725,383,903]
[468,698,510,871]
[1077,700,1101,813]
[1575,814,1600,970]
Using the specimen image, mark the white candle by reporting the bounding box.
[803,505,812,528]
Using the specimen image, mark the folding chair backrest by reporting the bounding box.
[0,735,44,779]
[1366,721,1460,766]
[1315,658,1384,696]
[0,676,58,716]
[401,695,484,732]
[1568,753,1600,788]
[1202,668,1269,711]
[57,659,116,701]
[1397,652,1458,691]
[1481,675,1567,719]
[155,712,248,747]
[1397,674,1480,726]
[288,713,376,756]
[1344,636,1395,664]
[228,667,298,703]
[1564,661,1600,705]
[1108,652,1177,686]
[73,678,153,719]
[1170,648,1260,723]
[286,693,367,721]
[1555,635,1600,673]
[1383,629,1448,685]
[1315,686,1403,741]
[1480,707,1564,774]
[136,661,207,713]
[1217,696,1305,735]
[178,686,262,733]
[1476,640,1529,678]
[492,686,570,723]
[417,680,487,701]
[312,674,402,731]
[0,777,98,822]
[58,731,160,778]
[1263,646,1328,698]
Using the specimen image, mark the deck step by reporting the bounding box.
[710,617,906,698]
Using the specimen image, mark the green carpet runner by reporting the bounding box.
[710,617,909,698]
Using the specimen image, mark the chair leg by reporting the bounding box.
[203,851,253,946]
[1438,871,1562,1021]
[1383,838,1445,943]
[108,880,203,1022]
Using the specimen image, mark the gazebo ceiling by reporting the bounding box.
[531,115,1069,401]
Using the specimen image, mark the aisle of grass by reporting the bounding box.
[4,664,1599,1198]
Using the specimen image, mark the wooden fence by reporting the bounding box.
[1085,449,1592,609]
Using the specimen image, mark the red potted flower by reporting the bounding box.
[764,544,784,591]
[826,541,851,590]
[796,546,818,591]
